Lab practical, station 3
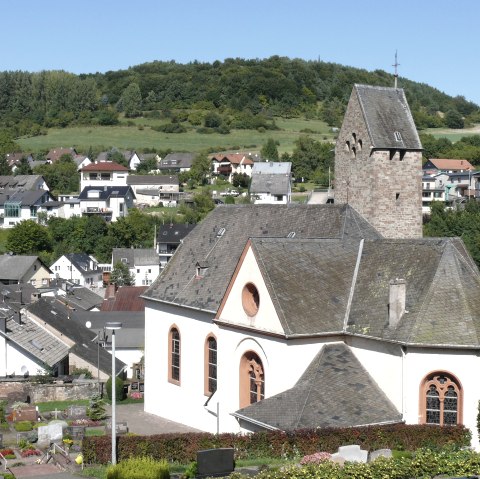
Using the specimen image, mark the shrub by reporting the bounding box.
[88,392,107,421]
[106,457,170,479]
[0,448,16,459]
[20,449,41,458]
[300,452,331,465]
[14,421,33,432]
[106,376,124,402]
[83,424,471,465]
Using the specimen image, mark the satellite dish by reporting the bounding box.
[85,321,92,329]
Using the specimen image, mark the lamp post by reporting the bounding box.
[105,321,122,465]
[86,322,104,394]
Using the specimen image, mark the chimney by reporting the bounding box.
[389,279,406,328]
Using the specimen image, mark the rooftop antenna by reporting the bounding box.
[393,50,400,89]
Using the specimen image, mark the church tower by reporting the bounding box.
[334,84,423,239]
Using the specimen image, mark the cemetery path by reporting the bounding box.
[105,402,201,435]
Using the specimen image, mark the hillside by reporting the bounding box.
[1,56,479,147]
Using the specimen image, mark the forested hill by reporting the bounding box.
[1,56,478,135]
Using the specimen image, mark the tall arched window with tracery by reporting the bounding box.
[204,335,217,395]
[168,326,181,384]
[239,351,264,408]
[420,372,462,426]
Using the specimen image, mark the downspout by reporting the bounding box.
[401,345,407,420]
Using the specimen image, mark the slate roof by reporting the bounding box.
[6,314,69,367]
[56,287,103,311]
[238,236,480,346]
[112,249,158,267]
[157,223,196,245]
[26,299,126,375]
[355,84,422,150]
[64,253,98,274]
[0,283,37,309]
[127,175,178,186]
[72,311,144,348]
[81,161,128,172]
[0,255,49,281]
[0,175,46,191]
[250,173,291,195]
[159,153,196,169]
[252,162,291,174]
[143,204,381,312]
[234,343,402,430]
[78,186,134,200]
[101,286,148,312]
[0,189,50,207]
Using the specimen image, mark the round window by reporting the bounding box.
[242,283,260,316]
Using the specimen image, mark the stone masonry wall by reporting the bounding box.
[0,380,98,404]
[335,89,422,239]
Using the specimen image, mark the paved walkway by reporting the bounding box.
[106,402,201,435]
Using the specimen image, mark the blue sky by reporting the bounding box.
[2,0,479,104]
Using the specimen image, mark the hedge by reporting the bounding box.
[82,423,471,465]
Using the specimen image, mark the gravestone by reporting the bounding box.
[369,449,392,461]
[13,406,37,422]
[69,426,85,440]
[197,448,234,478]
[66,405,87,418]
[16,432,31,445]
[106,420,128,434]
[331,445,368,463]
[37,421,67,446]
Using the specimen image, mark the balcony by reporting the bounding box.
[82,207,113,214]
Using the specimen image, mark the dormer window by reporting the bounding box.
[196,262,208,278]
[394,131,402,142]
[121,258,128,264]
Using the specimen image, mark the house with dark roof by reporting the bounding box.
[50,254,103,289]
[250,162,292,204]
[111,249,159,286]
[0,255,52,287]
[78,185,135,222]
[158,153,196,172]
[0,175,49,192]
[127,175,180,206]
[156,223,196,267]
[141,84,480,449]
[0,189,54,228]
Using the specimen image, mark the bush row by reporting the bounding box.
[82,423,470,465]
[245,448,480,479]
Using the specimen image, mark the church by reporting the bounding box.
[142,84,480,447]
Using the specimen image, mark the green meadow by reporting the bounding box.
[17,117,335,155]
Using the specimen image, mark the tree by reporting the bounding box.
[290,136,334,181]
[106,376,125,401]
[189,153,211,185]
[14,156,32,175]
[120,82,142,118]
[6,220,52,255]
[0,130,20,158]
[260,138,279,161]
[87,392,106,421]
[0,155,11,175]
[204,112,222,128]
[445,109,464,129]
[110,261,135,287]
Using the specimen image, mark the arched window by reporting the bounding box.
[420,372,462,425]
[168,327,181,384]
[239,351,264,408]
[205,335,217,395]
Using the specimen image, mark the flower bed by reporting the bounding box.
[20,449,42,458]
[0,448,16,459]
[300,452,332,465]
[70,418,102,427]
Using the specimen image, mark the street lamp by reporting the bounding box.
[105,321,122,465]
[86,321,105,394]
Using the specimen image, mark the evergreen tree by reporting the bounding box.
[110,261,135,286]
[87,392,106,421]
[260,138,279,161]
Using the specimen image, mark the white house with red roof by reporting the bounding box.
[423,158,474,175]
[211,154,254,183]
[80,161,129,190]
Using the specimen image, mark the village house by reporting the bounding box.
[156,223,196,267]
[0,189,54,228]
[158,153,196,173]
[0,254,52,287]
[50,253,103,288]
[127,175,180,207]
[78,185,135,222]
[142,84,480,449]
[111,248,160,286]
[423,158,474,175]
[249,162,292,204]
[211,154,254,183]
[80,161,129,190]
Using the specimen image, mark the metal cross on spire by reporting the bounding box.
[393,50,400,89]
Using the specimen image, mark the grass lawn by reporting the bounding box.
[17,117,334,156]
[424,124,480,142]
[84,428,105,437]
[35,399,89,413]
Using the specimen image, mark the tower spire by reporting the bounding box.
[393,50,400,89]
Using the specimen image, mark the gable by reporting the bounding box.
[216,244,284,335]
